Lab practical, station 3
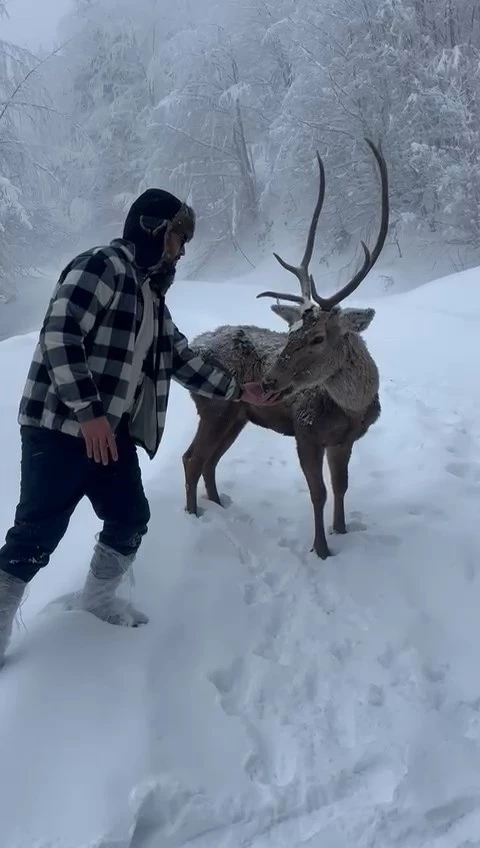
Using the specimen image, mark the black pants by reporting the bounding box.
[0,418,150,583]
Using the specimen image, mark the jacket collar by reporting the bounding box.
[110,237,137,265]
[110,238,168,304]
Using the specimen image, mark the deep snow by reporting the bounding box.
[0,264,479,847]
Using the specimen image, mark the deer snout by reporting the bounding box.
[261,377,278,394]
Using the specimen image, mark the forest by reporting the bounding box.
[1,0,479,291]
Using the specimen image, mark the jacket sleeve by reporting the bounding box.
[171,323,241,401]
[39,251,117,422]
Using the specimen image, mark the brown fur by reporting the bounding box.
[182,303,380,559]
[183,138,388,558]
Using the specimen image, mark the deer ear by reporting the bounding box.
[339,307,375,334]
[270,303,303,327]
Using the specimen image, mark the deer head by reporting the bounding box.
[257,138,389,395]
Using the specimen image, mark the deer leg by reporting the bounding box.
[326,442,353,534]
[203,417,247,505]
[296,436,330,559]
[182,407,238,515]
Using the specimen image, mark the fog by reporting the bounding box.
[1,0,71,49]
[1,0,480,338]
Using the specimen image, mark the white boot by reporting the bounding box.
[81,541,149,627]
[0,570,27,666]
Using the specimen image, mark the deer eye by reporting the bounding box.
[311,335,325,345]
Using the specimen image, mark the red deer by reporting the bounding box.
[182,139,389,558]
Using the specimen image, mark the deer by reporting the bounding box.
[182,138,389,559]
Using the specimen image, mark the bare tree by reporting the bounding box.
[182,139,389,559]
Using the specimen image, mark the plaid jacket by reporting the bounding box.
[18,239,241,458]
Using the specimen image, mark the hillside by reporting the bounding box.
[0,265,479,847]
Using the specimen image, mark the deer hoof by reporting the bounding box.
[206,494,223,507]
[311,542,332,560]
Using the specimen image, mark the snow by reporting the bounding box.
[1,263,480,847]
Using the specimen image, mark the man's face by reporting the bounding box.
[148,229,187,275]
[163,229,187,264]
[147,229,189,296]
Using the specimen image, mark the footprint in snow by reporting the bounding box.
[243,578,273,606]
[276,514,295,527]
[445,460,480,484]
[208,657,243,696]
[368,684,385,707]
[350,509,366,521]
[207,658,245,718]
[407,503,447,520]
[445,425,478,458]
[425,795,480,835]
[371,532,402,549]
[265,456,279,467]
[253,602,286,661]
[243,731,280,787]
[277,536,305,557]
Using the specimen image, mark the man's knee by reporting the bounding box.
[0,517,67,582]
[99,523,148,557]
[130,491,151,538]
[99,495,151,557]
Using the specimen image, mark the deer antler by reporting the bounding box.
[311,139,388,310]
[257,151,326,305]
[257,138,389,312]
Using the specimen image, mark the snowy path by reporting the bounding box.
[118,378,480,848]
[1,269,480,846]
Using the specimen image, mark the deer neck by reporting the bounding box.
[324,334,379,412]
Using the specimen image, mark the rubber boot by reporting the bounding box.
[0,570,27,666]
[81,541,149,627]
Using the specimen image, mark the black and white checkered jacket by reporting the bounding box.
[18,239,241,458]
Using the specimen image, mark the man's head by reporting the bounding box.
[123,188,195,294]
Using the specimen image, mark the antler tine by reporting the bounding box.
[312,138,389,311]
[301,151,326,270]
[257,150,326,304]
[310,242,371,308]
[256,291,305,304]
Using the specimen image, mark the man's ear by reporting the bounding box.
[339,307,375,334]
[270,303,303,327]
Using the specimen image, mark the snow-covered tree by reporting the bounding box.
[0,38,71,291]
[55,0,480,273]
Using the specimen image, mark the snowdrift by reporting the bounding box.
[0,266,479,847]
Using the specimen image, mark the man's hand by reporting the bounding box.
[80,416,118,465]
[239,381,284,406]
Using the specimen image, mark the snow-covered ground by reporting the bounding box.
[0,264,480,847]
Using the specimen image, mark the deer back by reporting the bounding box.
[191,324,288,384]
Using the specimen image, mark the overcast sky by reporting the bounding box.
[1,0,71,50]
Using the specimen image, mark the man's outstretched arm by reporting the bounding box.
[171,323,282,406]
[171,323,242,400]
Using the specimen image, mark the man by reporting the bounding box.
[0,188,277,666]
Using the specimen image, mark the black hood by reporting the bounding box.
[123,188,195,271]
